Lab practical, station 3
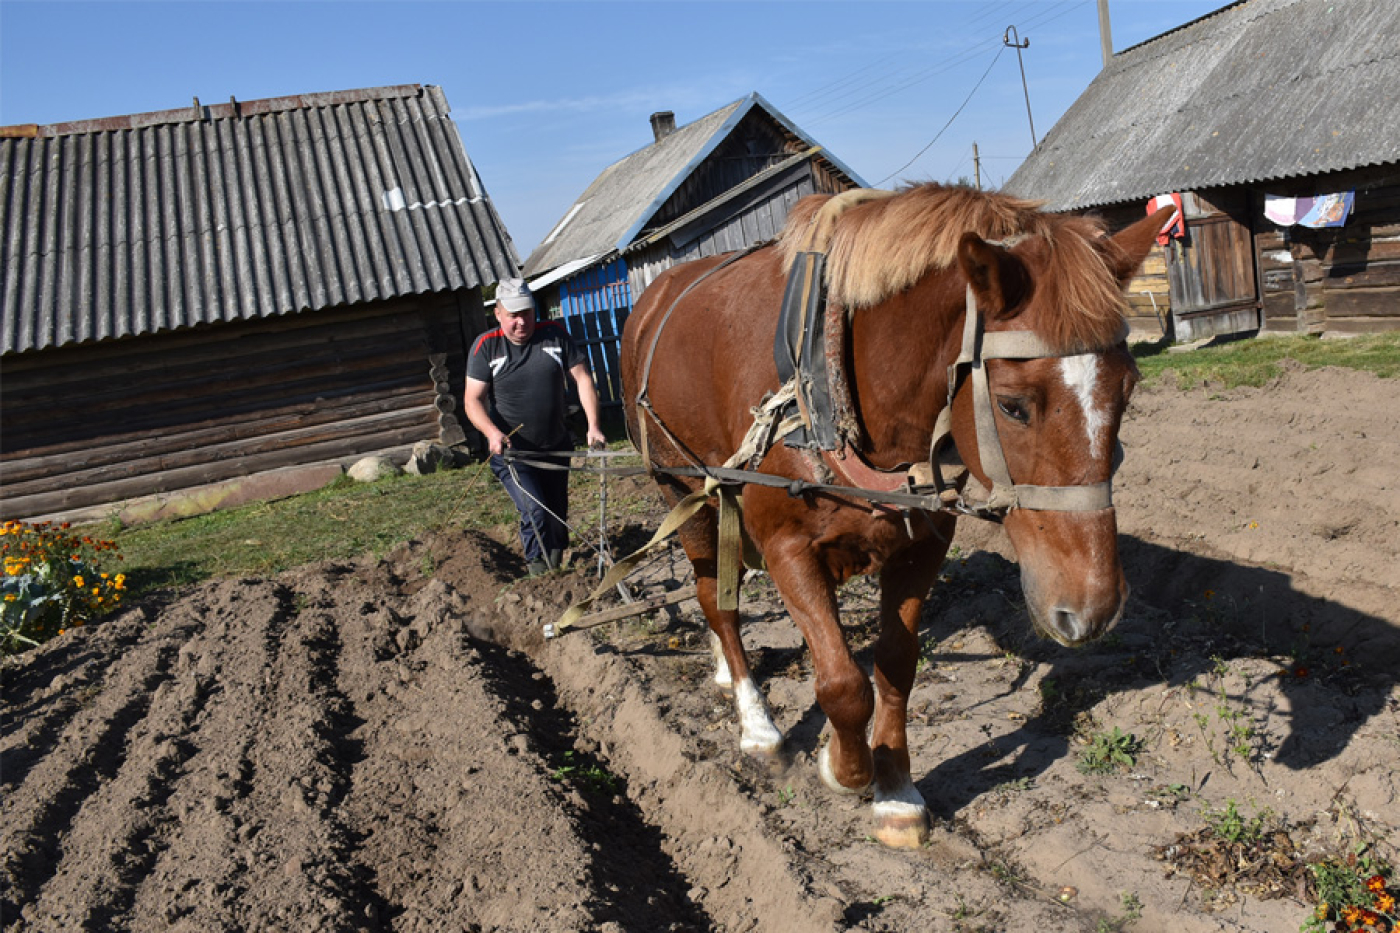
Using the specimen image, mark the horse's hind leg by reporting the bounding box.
[675,512,783,758]
[869,532,951,848]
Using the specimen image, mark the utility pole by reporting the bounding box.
[973,142,982,190]
[1004,26,1038,153]
[1098,0,1114,67]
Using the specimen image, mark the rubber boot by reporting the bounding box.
[526,558,548,577]
[546,549,564,571]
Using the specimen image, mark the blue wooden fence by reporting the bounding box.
[557,257,632,408]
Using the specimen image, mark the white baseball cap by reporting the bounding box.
[495,277,535,313]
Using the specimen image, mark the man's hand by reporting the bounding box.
[585,427,606,451]
[488,430,511,457]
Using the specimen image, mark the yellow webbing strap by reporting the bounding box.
[551,480,717,638]
[716,486,742,611]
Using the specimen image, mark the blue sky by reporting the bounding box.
[0,0,1224,260]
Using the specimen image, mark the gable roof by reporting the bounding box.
[1,84,520,356]
[523,92,865,277]
[1003,0,1400,212]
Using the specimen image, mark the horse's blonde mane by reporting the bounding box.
[778,183,1131,352]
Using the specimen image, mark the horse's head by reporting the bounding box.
[949,207,1172,646]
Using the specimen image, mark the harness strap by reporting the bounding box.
[636,244,765,474]
[930,286,1126,516]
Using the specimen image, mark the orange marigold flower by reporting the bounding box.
[1368,876,1388,894]
[1376,892,1395,913]
[73,575,85,588]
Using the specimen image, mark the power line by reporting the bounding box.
[874,44,1007,187]
[792,0,1086,128]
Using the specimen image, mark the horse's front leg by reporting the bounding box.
[677,516,783,758]
[763,536,875,795]
[869,529,952,848]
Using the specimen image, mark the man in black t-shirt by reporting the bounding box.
[464,278,606,575]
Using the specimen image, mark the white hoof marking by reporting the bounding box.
[734,678,782,754]
[873,776,926,821]
[710,632,733,691]
[817,742,869,796]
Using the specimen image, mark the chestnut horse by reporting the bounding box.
[620,183,1172,848]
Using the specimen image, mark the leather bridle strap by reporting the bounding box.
[931,286,1127,516]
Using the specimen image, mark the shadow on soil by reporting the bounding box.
[909,534,1398,816]
[469,637,715,932]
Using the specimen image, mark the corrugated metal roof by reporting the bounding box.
[523,92,866,278]
[0,84,520,356]
[1003,0,1400,211]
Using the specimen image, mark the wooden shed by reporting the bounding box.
[1004,0,1400,342]
[521,93,865,408]
[0,85,520,524]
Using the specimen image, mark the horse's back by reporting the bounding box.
[621,248,787,464]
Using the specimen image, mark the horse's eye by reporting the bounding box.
[997,397,1030,424]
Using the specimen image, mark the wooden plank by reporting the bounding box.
[3,366,430,452]
[0,407,438,500]
[2,320,432,408]
[1322,290,1400,318]
[1325,264,1400,289]
[0,387,430,478]
[1,421,435,519]
[2,296,450,385]
[1317,317,1400,334]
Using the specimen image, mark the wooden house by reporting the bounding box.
[1004,0,1400,341]
[521,93,865,407]
[0,85,520,524]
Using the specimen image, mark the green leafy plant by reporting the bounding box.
[1203,799,1270,845]
[1077,726,1143,774]
[2,520,127,655]
[1096,891,1144,932]
[549,751,621,795]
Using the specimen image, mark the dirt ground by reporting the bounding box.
[3,359,1398,933]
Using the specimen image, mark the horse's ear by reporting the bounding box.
[957,233,1031,321]
[1108,206,1177,285]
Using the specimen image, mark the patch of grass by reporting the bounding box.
[96,465,532,598]
[1077,726,1142,775]
[1133,332,1400,389]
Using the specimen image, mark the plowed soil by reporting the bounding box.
[4,360,1398,933]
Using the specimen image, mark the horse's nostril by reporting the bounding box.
[1052,608,1083,643]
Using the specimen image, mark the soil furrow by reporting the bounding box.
[0,618,192,929]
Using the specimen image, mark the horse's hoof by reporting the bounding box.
[740,732,783,759]
[873,808,930,849]
[817,742,871,796]
[873,779,929,848]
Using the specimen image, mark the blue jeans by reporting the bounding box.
[490,453,570,563]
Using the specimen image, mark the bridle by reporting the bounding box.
[928,284,1128,522]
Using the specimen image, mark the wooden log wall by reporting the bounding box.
[0,289,484,520]
[1255,165,1400,335]
[1099,204,1175,340]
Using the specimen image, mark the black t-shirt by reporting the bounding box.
[467,321,586,451]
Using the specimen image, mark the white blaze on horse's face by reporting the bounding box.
[1058,353,1109,462]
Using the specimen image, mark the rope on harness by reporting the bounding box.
[546,388,800,640]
